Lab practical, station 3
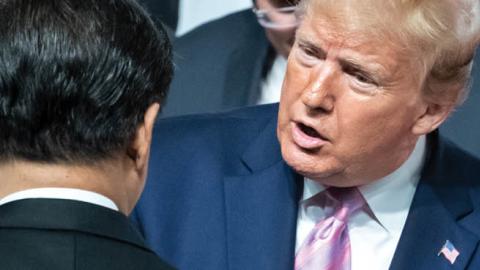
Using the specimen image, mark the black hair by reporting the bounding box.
[0,0,173,164]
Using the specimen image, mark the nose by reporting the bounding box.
[300,63,336,113]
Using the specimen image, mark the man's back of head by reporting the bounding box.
[0,1,174,268]
[0,0,173,213]
[0,0,171,165]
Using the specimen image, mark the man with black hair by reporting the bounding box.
[0,0,173,269]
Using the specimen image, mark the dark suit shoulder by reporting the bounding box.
[160,102,277,123]
[0,229,173,270]
[438,136,480,204]
[175,9,263,48]
[155,104,278,149]
[150,104,278,183]
[136,104,279,269]
[75,232,174,270]
[424,134,480,240]
[164,10,270,116]
[435,135,480,178]
[0,199,174,270]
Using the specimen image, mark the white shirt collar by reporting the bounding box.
[301,135,426,232]
[0,187,119,211]
[257,54,287,105]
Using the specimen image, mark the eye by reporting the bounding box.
[302,46,316,57]
[352,72,376,85]
[343,66,381,94]
[343,65,378,87]
[296,43,321,66]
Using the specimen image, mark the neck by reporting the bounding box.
[0,159,134,214]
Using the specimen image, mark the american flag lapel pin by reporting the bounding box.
[438,240,460,264]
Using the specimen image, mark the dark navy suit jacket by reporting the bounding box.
[133,104,480,270]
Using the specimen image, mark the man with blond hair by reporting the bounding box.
[134,0,480,269]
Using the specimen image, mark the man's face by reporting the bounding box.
[256,0,297,58]
[277,14,431,187]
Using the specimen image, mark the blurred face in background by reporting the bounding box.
[254,0,300,58]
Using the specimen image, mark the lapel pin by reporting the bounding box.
[438,240,459,264]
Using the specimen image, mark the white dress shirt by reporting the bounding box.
[176,0,252,36]
[295,135,426,270]
[0,187,119,211]
[257,54,287,105]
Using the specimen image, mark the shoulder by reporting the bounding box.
[432,134,480,207]
[436,135,480,175]
[0,224,172,270]
[171,9,268,66]
[154,104,278,144]
[175,9,263,48]
[152,104,277,160]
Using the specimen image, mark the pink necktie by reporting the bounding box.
[295,187,365,270]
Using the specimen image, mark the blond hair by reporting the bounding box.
[298,0,480,106]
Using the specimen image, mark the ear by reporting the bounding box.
[411,102,453,135]
[128,103,160,171]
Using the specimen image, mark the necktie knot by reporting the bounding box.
[295,187,364,270]
[326,187,364,222]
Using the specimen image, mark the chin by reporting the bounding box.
[295,166,344,183]
[282,146,343,182]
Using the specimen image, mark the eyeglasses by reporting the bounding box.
[252,6,299,29]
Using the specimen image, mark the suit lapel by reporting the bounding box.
[224,116,302,270]
[390,134,480,270]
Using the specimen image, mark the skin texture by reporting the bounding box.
[256,0,297,58]
[276,13,452,187]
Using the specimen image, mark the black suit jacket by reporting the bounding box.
[0,199,173,270]
[162,9,272,117]
[133,104,480,270]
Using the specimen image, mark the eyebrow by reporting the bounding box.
[297,36,327,59]
[339,58,380,82]
[296,35,385,82]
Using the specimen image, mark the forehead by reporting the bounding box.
[296,14,421,82]
[297,13,398,58]
[300,0,410,45]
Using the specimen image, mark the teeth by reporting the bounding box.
[299,123,320,138]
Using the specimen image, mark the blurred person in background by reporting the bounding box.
[140,0,179,36]
[162,0,300,117]
[140,0,252,36]
[0,0,174,269]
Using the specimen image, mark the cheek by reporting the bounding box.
[343,90,416,126]
[280,63,303,103]
[336,100,414,155]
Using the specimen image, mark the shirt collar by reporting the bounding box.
[0,187,119,211]
[301,135,426,232]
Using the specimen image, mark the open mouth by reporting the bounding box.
[298,123,322,139]
[291,122,328,149]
